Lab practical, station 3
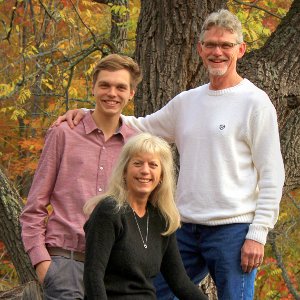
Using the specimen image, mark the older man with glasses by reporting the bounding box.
[149,10,284,299]
[142,10,284,299]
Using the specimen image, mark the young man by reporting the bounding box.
[55,9,285,300]
[20,54,142,299]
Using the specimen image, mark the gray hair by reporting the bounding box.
[199,9,244,43]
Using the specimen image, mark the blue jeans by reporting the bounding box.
[154,223,257,300]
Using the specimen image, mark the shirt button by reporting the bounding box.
[102,146,106,150]
[98,188,102,192]
[100,167,103,170]
[98,130,101,133]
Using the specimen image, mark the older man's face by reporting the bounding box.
[197,26,246,78]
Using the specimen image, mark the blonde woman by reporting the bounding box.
[83,133,207,300]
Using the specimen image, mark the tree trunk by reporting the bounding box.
[0,281,42,300]
[0,168,40,288]
[93,0,129,52]
[110,0,129,52]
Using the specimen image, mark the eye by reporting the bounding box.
[117,85,128,91]
[98,83,109,88]
[133,161,142,166]
[203,42,216,48]
[221,42,234,49]
[149,162,159,168]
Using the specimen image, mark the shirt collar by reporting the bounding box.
[83,111,134,142]
[82,111,98,134]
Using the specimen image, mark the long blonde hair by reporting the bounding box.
[84,133,180,235]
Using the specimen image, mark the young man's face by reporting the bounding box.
[197,26,246,78]
[92,69,135,118]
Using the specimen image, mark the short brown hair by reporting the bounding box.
[92,54,142,90]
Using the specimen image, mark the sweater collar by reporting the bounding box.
[206,78,248,96]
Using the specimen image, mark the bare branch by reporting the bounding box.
[92,0,111,4]
[38,0,57,21]
[269,232,300,300]
[233,0,283,19]
[68,0,97,43]
[64,66,74,111]
[287,192,300,210]
[2,0,19,42]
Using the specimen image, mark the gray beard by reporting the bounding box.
[208,66,227,76]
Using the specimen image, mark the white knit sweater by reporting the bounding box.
[123,79,285,245]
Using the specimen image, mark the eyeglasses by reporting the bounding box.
[201,41,240,50]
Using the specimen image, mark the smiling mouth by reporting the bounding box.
[209,59,227,63]
[137,178,152,183]
[103,100,119,105]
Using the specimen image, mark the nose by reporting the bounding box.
[211,46,223,55]
[140,163,150,174]
[107,87,117,97]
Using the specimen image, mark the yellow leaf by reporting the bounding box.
[44,82,54,90]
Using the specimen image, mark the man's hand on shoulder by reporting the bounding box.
[241,239,264,273]
[51,109,87,129]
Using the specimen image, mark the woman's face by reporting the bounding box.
[125,152,162,201]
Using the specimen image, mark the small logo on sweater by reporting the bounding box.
[219,124,226,130]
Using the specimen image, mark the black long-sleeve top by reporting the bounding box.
[83,197,207,300]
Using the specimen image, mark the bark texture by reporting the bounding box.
[0,168,38,285]
[0,281,42,300]
[110,0,129,52]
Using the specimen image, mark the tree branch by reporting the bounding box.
[287,192,300,210]
[69,0,97,43]
[92,0,112,4]
[269,232,300,300]
[38,0,57,21]
[233,0,283,19]
[2,0,19,42]
[0,38,116,101]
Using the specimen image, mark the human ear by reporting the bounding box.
[237,42,247,59]
[197,41,203,56]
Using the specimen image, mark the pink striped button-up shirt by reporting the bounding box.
[20,112,136,266]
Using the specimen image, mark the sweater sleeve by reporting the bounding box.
[246,102,285,244]
[121,97,177,143]
[160,234,208,300]
[83,200,120,300]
